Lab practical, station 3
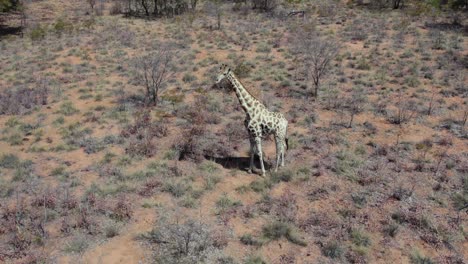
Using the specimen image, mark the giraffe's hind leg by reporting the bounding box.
[275,137,281,172]
[281,145,285,167]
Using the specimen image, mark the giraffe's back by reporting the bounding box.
[246,108,287,138]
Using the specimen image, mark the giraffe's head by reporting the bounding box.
[216,64,231,84]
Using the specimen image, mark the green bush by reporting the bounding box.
[322,241,344,259]
[63,236,89,253]
[234,62,252,78]
[0,0,20,12]
[0,153,19,169]
[239,234,262,246]
[182,73,197,83]
[58,101,79,116]
[245,256,266,264]
[54,18,73,35]
[410,250,435,264]
[261,221,306,246]
[30,24,47,41]
[350,229,371,247]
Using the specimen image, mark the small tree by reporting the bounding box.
[135,48,174,106]
[293,32,339,97]
[387,92,418,125]
[87,0,96,11]
[0,0,19,12]
[306,37,339,97]
[344,87,367,128]
[204,0,223,29]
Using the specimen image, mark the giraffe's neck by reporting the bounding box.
[226,72,261,115]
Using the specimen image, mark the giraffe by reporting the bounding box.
[216,64,288,177]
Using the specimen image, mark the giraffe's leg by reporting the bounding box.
[275,137,281,172]
[248,137,255,174]
[281,143,285,167]
[254,137,266,177]
[281,137,286,167]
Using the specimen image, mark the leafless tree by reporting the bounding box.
[204,0,223,30]
[426,88,437,116]
[135,48,174,106]
[292,32,339,97]
[344,87,367,128]
[387,92,418,125]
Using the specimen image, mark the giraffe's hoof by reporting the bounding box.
[247,169,252,174]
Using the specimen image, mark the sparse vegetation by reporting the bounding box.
[0,0,466,263]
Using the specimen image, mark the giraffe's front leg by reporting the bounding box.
[248,137,255,174]
[254,137,266,177]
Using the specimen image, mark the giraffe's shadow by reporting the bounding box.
[205,156,272,172]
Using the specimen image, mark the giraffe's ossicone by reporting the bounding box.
[215,64,288,176]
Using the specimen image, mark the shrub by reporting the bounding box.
[270,169,294,183]
[104,222,120,238]
[144,218,227,263]
[182,73,197,83]
[121,110,167,157]
[110,1,122,14]
[175,124,231,162]
[53,18,73,35]
[216,194,241,214]
[162,180,190,198]
[0,86,48,115]
[30,24,47,41]
[322,241,344,259]
[245,255,267,264]
[63,235,88,253]
[234,62,252,78]
[240,234,262,246]
[0,154,19,169]
[261,221,306,246]
[58,101,79,116]
[410,250,435,264]
[111,196,133,221]
[383,223,399,237]
[256,43,271,53]
[12,160,34,182]
[350,229,371,247]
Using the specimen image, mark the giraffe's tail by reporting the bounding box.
[285,137,289,150]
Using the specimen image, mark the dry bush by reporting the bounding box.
[174,97,231,161]
[290,30,340,97]
[134,48,174,106]
[111,196,133,221]
[0,202,46,259]
[0,85,48,115]
[121,110,168,157]
[138,179,162,197]
[386,94,419,125]
[143,215,229,263]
